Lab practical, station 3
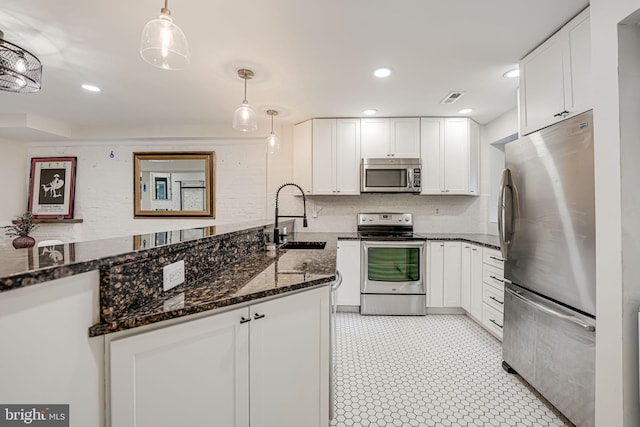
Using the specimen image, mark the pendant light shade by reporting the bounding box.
[0,30,42,93]
[140,0,190,70]
[232,69,258,132]
[266,110,280,154]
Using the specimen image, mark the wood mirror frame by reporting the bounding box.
[133,152,215,218]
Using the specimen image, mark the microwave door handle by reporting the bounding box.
[407,169,412,188]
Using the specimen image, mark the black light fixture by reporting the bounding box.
[0,29,42,93]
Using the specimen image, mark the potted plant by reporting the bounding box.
[3,211,38,249]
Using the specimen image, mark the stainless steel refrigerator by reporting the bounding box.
[499,110,595,427]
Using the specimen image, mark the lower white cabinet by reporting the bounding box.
[109,286,330,427]
[481,249,505,341]
[427,241,461,307]
[336,240,361,307]
[461,243,482,316]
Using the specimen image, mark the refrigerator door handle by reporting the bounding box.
[505,286,595,332]
[498,168,514,259]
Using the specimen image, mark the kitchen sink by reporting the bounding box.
[280,241,326,250]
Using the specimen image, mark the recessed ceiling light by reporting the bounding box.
[373,68,392,78]
[503,68,520,78]
[362,109,378,115]
[458,108,473,114]
[81,84,101,92]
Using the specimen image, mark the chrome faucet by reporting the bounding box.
[274,183,308,244]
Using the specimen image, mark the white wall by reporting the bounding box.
[0,139,27,224]
[591,1,640,425]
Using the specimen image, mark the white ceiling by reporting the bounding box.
[0,0,589,141]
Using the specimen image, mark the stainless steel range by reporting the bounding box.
[358,213,426,315]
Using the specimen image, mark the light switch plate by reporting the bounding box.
[163,260,185,291]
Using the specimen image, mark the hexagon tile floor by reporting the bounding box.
[329,313,572,427]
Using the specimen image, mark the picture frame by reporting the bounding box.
[28,157,77,219]
[28,243,75,269]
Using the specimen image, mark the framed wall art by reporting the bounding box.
[28,157,77,219]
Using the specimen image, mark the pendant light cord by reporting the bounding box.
[243,77,248,104]
[270,113,274,133]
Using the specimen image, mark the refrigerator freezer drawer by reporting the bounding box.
[503,283,595,427]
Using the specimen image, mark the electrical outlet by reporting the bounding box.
[163,260,185,291]
[435,208,440,216]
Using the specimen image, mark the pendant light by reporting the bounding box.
[232,69,257,132]
[266,110,280,154]
[0,30,42,93]
[140,0,190,70]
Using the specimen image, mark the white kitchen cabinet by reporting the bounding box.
[336,240,361,307]
[481,247,505,341]
[109,286,329,427]
[110,306,250,427]
[427,241,461,307]
[293,119,360,195]
[519,7,591,135]
[361,117,420,158]
[249,287,330,427]
[420,117,479,195]
[469,245,483,320]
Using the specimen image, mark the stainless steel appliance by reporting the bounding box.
[360,158,421,193]
[499,110,595,427]
[358,213,426,315]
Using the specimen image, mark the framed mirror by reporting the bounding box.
[133,152,215,218]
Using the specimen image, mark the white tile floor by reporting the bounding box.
[330,313,571,427]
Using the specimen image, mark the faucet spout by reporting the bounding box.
[274,182,308,244]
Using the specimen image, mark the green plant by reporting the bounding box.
[3,211,38,238]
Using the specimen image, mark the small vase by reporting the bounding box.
[12,235,36,249]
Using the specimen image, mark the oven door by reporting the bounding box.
[361,240,426,294]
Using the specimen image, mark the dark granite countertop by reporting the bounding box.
[0,220,277,293]
[336,232,500,249]
[90,232,340,336]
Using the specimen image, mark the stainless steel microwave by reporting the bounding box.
[360,158,421,193]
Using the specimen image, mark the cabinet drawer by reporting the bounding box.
[483,247,504,269]
[482,303,503,340]
[482,283,504,312]
[482,264,504,289]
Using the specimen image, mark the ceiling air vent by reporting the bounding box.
[440,91,465,105]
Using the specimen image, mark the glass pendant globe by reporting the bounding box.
[140,13,190,70]
[232,102,258,132]
[266,132,281,154]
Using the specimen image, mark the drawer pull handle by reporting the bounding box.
[489,275,503,283]
[254,313,266,320]
[489,296,504,305]
[240,316,252,324]
[489,256,504,262]
[489,318,503,329]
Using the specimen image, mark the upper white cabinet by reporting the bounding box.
[519,7,591,135]
[293,119,361,195]
[361,118,421,158]
[420,117,479,195]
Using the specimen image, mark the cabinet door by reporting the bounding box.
[565,11,591,119]
[420,118,443,195]
[336,240,361,306]
[519,39,566,135]
[389,118,420,157]
[335,119,361,195]
[360,118,389,158]
[460,244,471,312]
[312,119,336,194]
[427,241,444,307]
[293,120,313,195]
[110,307,250,427]
[469,245,483,320]
[250,286,330,427]
[443,119,470,194]
[443,241,462,307]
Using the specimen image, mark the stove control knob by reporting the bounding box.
[397,218,402,222]
[405,217,410,222]
[361,217,367,222]
[369,217,373,221]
